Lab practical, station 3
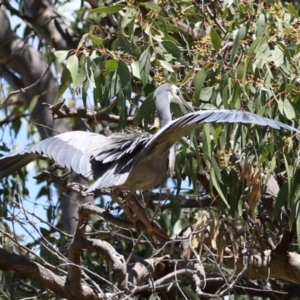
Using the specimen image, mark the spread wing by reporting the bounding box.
[0,130,152,191]
[0,131,107,179]
[133,110,299,170]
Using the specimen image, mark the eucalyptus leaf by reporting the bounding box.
[162,40,181,59]
[141,2,161,12]
[283,98,295,119]
[159,60,174,72]
[210,27,222,51]
[230,25,247,64]
[90,4,125,14]
[139,47,151,85]
[194,68,207,106]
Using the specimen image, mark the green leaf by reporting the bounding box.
[202,124,212,161]
[247,36,267,57]
[90,4,125,14]
[283,98,295,119]
[273,183,288,218]
[89,34,104,47]
[231,83,241,107]
[54,50,68,63]
[287,3,299,17]
[210,27,222,51]
[85,58,96,89]
[121,8,136,31]
[194,68,207,106]
[105,59,119,71]
[272,45,284,67]
[159,60,174,72]
[134,93,155,128]
[117,60,131,88]
[284,153,291,201]
[256,14,266,37]
[171,196,181,225]
[139,47,151,85]
[141,2,161,12]
[130,61,141,79]
[162,40,181,59]
[180,286,201,300]
[230,25,247,64]
[66,54,79,86]
[77,32,89,49]
[117,89,127,129]
[57,66,72,98]
[211,166,229,208]
[286,84,295,93]
[200,87,213,101]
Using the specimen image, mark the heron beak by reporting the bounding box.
[180,95,194,112]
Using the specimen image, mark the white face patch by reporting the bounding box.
[169,86,182,104]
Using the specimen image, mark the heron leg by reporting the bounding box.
[111,191,137,225]
[124,193,169,240]
[111,190,168,239]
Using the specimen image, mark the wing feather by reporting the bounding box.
[0,131,107,179]
[131,110,299,171]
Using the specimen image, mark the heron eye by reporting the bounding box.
[176,90,181,96]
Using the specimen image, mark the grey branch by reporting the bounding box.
[44,99,134,125]
[0,248,97,299]
[2,64,51,106]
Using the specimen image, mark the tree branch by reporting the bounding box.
[2,64,51,106]
[68,203,128,291]
[0,248,97,299]
[44,99,134,125]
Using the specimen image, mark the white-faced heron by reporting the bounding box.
[0,83,298,237]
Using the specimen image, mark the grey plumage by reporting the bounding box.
[0,83,298,193]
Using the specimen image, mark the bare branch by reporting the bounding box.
[0,248,97,299]
[0,0,32,23]
[1,64,51,106]
[44,99,134,125]
[0,113,29,126]
[68,203,128,291]
[128,255,173,287]
[72,238,127,290]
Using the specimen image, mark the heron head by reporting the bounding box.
[154,83,194,112]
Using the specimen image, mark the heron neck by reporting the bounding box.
[156,100,172,128]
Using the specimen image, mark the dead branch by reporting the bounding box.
[44,99,134,125]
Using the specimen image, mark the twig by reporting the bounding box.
[0,113,29,126]
[204,3,226,34]
[0,0,32,23]
[1,65,51,106]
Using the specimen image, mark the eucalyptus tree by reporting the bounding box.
[1,0,300,299]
